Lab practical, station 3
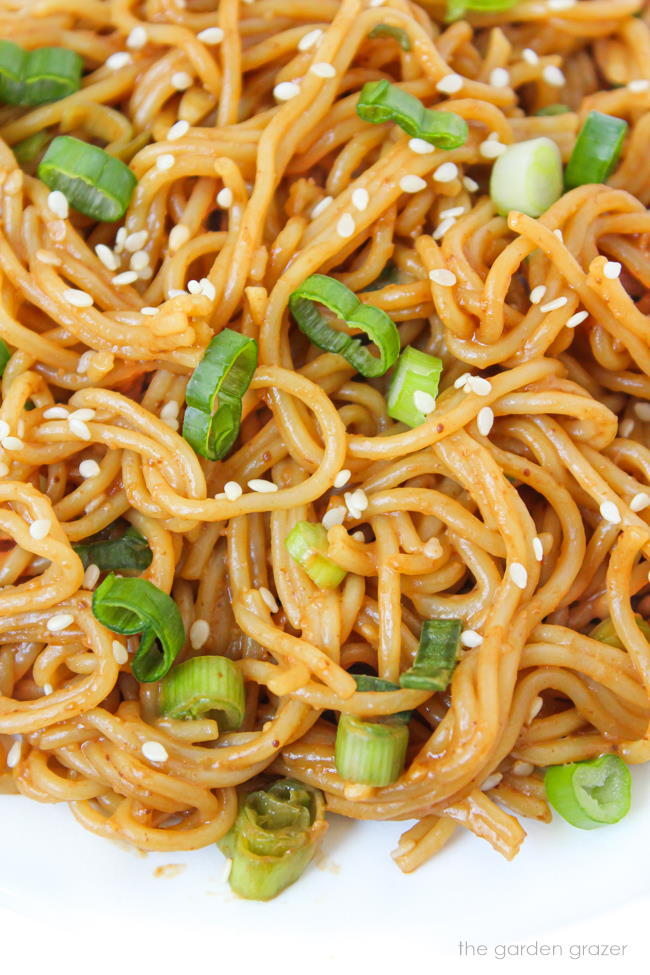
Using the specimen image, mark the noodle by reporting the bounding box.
[1,0,650,881]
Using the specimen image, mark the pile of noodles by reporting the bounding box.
[1,0,650,874]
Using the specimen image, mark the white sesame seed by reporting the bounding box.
[352,188,369,212]
[47,612,74,632]
[631,492,650,512]
[433,162,458,183]
[141,741,168,763]
[489,67,510,88]
[1,436,23,451]
[540,296,568,313]
[187,280,202,295]
[169,224,190,252]
[29,518,51,540]
[530,285,547,304]
[399,174,426,193]
[79,459,100,478]
[217,187,233,208]
[512,760,535,776]
[95,243,120,271]
[167,120,190,144]
[433,217,456,241]
[322,506,346,530]
[274,81,300,101]
[171,71,192,91]
[115,227,127,252]
[345,488,368,518]
[220,481,242,504]
[429,268,457,286]
[48,190,69,219]
[189,619,210,649]
[127,26,148,49]
[599,500,621,525]
[619,418,634,437]
[352,530,365,542]
[310,62,336,79]
[160,401,180,420]
[548,0,575,9]
[603,260,622,280]
[112,639,128,664]
[553,228,564,241]
[43,683,53,695]
[628,79,650,93]
[259,586,279,613]
[436,73,463,94]
[566,310,588,329]
[130,250,149,272]
[156,153,175,171]
[68,419,91,441]
[141,306,158,316]
[6,738,21,768]
[125,230,148,252]
[463,176,479,192]
[64,288,93,308]
[454,372,472,389]
[310,196,333,219]
[334,469,352,488]
[468,376,492,396]
[635,402,650,421]
[509,562,528,589]
[337,213,355,238]
[247,478,278,493]
[527,696,543,724]
[43,407,68,420]
[461,629,483,648]
[298,28,323,51]
[479,139,507,159]
[167,289,186,299]
[198,27,225,44]
[440,206,465,219]
[542,65,565,87]
[113,270,138,286]
[413,390,437,414]
[522,48,539,65]
[532,536,544,561]
[83,563,101,589]
[78,352,92,376]
[409,137,435,155]
[477,406,494,436]
[482,773,503,791]
[106,52,132,70]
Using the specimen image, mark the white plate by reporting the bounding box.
[2,762,649,951]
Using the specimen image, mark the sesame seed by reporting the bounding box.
[414,390,437,414]
[352,188,369,212]
[198,27,225,44]
[259,586,279,613]
[29,518,51,540]
[409,137,435,155]
[509,562,528,589]
[298,28,323,51]
[171,71,192,91]
[189,619,210,649]
[127,26,148,49]
[156,154,175,171]
[463,176,479,192]
[566,310,588,329]
[548,0,575,9]
[540,296,568,313]
[221,480,242,503]
[532,536,544,561]
[461,629,483,648]
[553,228,563,241]
[169,224,190,251]
[489,67,510,88]
[337,213,355,238]
[479,139,507,159]
[68,419,91,441]
[603,260,622,280]
[47,612,74,632]
[115,227,127,252]
[433,162,458,183]
[352,530,365,542]
[481,773,503,791]
[619,418,634,437]
[1,436,23,451]
[83,563,101,589]
[43,407,68,420]
[113,270,138,286]
[217,187,233,208]
[628,79,650,93]
[344,488,368,518]
[310,62,336,79]
[188,279,202,295]
[125,230,148,252]
[95,243,120,271]
[334,469,352,488]
[247,478,278,493]
[63,288,93,308]
[79,459,100,478]
[160,401,180,420]
[399,174,426,193]
[542,65,565,87]
[310,196,333,219]
[512,760,535,776]
[433,217,456,240]
[322,506,346,530]
[530,285,547,304]
[527,696,543,724]
[130,251,149,273]
[429,268,456,286]
[477,406,494,436]
[436,73,463,94]
[631,492,650,512]
[440,206,465,219]
[599,500,621,525]
[36,249,60,265]
[141,307,158,316]
[274,81,300,101]
[468,376,492,396]
[167,289,186,299]
[141,741,168,763]
[6,738,21,768]
[522,48,539,65]
[43,684,53,695]
[48,190,69,219]
[454,372,472,389]
[635,402,650,421]
[106,52,132,70]
[112,639,128,664]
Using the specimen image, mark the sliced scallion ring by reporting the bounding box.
[38,136,138,221]
[13,131,50,166]
[159,655,245,730]
[536,104,570,116]
[335,712,409,786]
[564,111,627,190]
[356,79,468,149]
[445,0,518,22]
[387,346,443,428]
[73,525,152,573]
[285,521,347,589]
[368,25,411,51]
[0,40,83,106]
[399,618,462,691]
[489,137,564,217]
[544,755,631,829]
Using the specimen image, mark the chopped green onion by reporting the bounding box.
[489,137,563,218]
[37,136,137,222]
[544,755,631,829]
[0,41,83,106]
[356,79,468,149]
[289,274,399,378]
[399,618,462,691]
[92,573,184,682]
[0,339,12,376]
[159,655,245,730]
[285,521,347,589]
[352,673,412,722]
[445,0,518,22]
[387,346,443,428]
[13,131,50,166]
[589,614,650,649]
[182,328,258,461]
[368,25,411,51]
[361,260,399,293]
[564,111,627,190]
[536,104,570,116]
[73,525,152,573]
[218,778,327,900]
[335,712,408,786]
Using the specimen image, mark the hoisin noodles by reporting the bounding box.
[0,0,650,896]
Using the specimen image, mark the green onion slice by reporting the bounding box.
[445,0,518,22]
[544,755,631,830]
[13,131,50,166]
[489,137,563,218]
[564,111,627,190]
[335,712,408,786]
[159,655,245,730]
[92,573,184,682]
[368,25,411,51]
[0,41,83,106]
[289,274,399,378]
[182,328,257,461]
[589,614,650,649]
[0,339,12,376]
[356,79,468,149]
[218,778,327,900]
[73,525,152,573]
[387,346,443,428]
[285,521,347,589]
[352,673,412,722]
[399,618,462,691]
[536,104,570,116]
[37,136,137,222]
